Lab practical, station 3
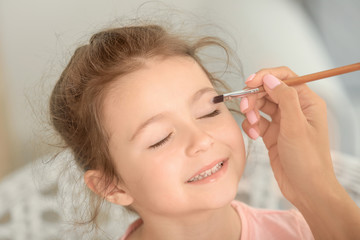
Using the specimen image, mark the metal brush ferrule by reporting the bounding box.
[223,88,260,101]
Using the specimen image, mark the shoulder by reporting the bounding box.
[231,201,314,240]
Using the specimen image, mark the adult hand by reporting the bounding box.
[240,66,335,202]
[240,67,360,239]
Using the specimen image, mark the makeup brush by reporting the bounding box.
[213,62,360,104]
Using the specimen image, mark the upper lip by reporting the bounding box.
[186,158,228,182]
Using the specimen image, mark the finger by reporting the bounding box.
[240,97,249,113]
[255,97,278,118]
[244,66,298,88]
[242,66,296,113]
[253,66,323,113]
[260,117,280,150]
[263,74,307,130]
[243,115,280,149]
[256,71,327,129]
[293,84,328,130]
[242,114,275,142]
[241,119,260,140]
[245,109,261,125]
[240,92,267,114]
[256,66,298,81]
[242,92,280,123]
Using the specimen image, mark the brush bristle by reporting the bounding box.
[212,95,224,104]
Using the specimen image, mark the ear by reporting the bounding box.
[84,170,134,206]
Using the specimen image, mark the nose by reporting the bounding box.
[185,124,214,156]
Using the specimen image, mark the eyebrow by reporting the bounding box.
[190,87,217,104]
[130,87,217,141]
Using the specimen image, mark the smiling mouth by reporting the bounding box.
[187,161,224,183]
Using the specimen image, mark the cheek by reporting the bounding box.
[121,153,187,212]
[119,151,183,193]
[218,112,246,164]
[219,112,244,146]
[229,123,245,151]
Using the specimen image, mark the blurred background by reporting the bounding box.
[0,0,359,179]
[1,0,360,238]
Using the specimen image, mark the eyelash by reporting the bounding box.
[149,132,173,149]
[148,109,221,149]
[199,109,221,119]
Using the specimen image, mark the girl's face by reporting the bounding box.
[102,56,245,217]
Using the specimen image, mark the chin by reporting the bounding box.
[201,178,239,210]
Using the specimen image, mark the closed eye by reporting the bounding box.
[148,110,220,149]
[198,109,221,119]
[149,132,173,149]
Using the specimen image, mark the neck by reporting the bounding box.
[133,202,241,240]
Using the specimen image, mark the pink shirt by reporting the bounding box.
[120,200,314,240]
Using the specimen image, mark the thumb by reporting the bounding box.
[263,74,305,125]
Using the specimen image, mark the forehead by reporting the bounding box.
[101,56,214,135]
[105,56,213,105]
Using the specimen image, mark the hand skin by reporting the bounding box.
[240,67,360,240]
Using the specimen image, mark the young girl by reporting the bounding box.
[50,23,360,239]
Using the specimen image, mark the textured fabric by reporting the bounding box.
[119,200,314,240]
[231,201,314,240]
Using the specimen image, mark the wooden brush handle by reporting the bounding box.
[258,62,360,92]
[285,62,360,85]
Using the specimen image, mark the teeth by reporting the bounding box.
[188,161,224,183]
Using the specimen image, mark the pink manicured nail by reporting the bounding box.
[240,97,249,112]
[245,73,256,83]
[248,128,259,139]
[246,110,258,125]
[263,74,281,89]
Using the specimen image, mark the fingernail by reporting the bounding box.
[245,73,256,83]
[248,128,259,139]
[246,110,258,125]
[263,74,281,89]
[240,97,248,112]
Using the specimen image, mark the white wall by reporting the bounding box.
[0,0,211,175]
[0,0,358,177]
